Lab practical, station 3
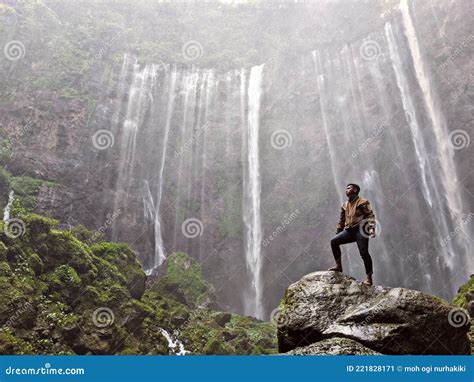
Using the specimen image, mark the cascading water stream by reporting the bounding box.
[242,64,265,319]
[158,327,188,355]
[143,69,178,274]
[385,20,463,282]
[3,190,14,221]
[399,0,472,272]
[385,22,435,209]
[112,61,156,241]
[312,50,344,203]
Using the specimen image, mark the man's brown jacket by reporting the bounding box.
[336,195,376,234]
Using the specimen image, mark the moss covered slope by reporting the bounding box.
[0,213,276,355]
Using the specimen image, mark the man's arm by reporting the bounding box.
[336,203,345,234]
[363,201,376,236]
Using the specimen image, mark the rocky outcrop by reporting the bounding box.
[147,252,219,310]
[285,338,381,355]
[277,271,471,355]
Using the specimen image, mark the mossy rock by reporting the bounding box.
[0,204,276,355]
[121,299,154,331]
[45,265,82,301]
[28,252,44,275]
[0,241,7,261]
[5,244,26,264]
[0,168,11,205]
[9,177,56,212]
[0,276,31,326]
[150,252,216,308]
[211,311,232,327]
[203,337,234,355]
[70,224,101,243]
[179,310,277,355]
[453,274,474,316]
[90,242,146,299]
[38,230,97,278]
[24,214,58,238]
[0,261,12,277]
[0,330,35,355]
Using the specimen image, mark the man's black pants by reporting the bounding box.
[330,226,373,275]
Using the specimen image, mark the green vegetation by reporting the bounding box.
[149,252,214,308]
[0,0,397,104]
[10,175,56,211]
[0,212,277,355]
[452,275,473,354]
[453,275,474,309]
[0,164,57,215]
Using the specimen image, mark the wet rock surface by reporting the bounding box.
[285,337,382,355]
[277,271,471,355]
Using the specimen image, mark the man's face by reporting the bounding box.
[346,185,357,196]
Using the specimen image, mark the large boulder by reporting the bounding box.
[285,338,381,355]
[277,271,471,355]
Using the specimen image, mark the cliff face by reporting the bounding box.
[1,0,472,319]
[276,271,471,355]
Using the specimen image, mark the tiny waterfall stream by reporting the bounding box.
[159,328,188,355]
[3,191,14,221]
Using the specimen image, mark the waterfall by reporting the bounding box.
[144,69,178,274]
[385,17,472,295]
[242,64,264,319]
[399,0,472,272]
[118,63,156,191]
[3,190,14,221]
[172,70,200,253]
[312,50,344,204]
[112,61,157,241]
[198,71,214,262]
[110,54,135,134]
[159,327,188,355]
[385,22,434,208]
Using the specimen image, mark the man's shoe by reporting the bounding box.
[328,259,343,272]
[361,274,373,285]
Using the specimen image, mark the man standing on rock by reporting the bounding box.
[328,183,376,285]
